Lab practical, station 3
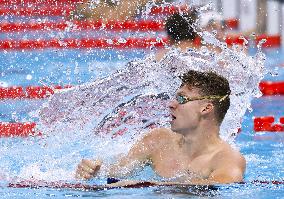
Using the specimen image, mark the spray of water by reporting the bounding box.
[0,4,265,182]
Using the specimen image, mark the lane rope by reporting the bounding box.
[259,81,284,96]
[0,85,71,99]
[254,116,284,132]
[1,81,283,100]
[0,20,165,32]
[0,0,82,4]
[0,19,239,32]
[0,122,39,137]
[6,179,284,191]
[0,35,281,50]
[0,37,167,50]
[0,5,189,17]
[0,117,283,138]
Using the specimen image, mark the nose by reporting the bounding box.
[169,98,178,110]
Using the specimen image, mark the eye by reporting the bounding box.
[176,95,187,104]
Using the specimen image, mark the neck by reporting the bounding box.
[179,121,221,159]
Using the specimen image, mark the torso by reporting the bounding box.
[147,129,232,181]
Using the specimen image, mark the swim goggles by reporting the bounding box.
[176,94,229,105]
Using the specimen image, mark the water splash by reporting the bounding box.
[0,41,265,181]
[0,4,265,180]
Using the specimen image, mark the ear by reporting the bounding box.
[201,103,214,115]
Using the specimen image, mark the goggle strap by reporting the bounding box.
[218,94,229,102]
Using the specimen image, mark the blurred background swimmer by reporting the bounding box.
[155,9,199,61]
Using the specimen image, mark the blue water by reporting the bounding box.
[0,46,283,198]
[1,15,284,197]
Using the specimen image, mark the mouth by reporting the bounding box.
[171,114,176,121]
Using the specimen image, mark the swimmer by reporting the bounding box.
[76,70,246,185]
[71,0,169,21]
[155,10,199,61]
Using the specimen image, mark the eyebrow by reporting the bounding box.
[176,91,187,95]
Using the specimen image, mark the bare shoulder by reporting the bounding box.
[213,142,246,170]
[140,128,175,147]
[208,142,246,183]
[143,128,175,140]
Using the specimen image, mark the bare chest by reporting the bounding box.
[151,147,213,179]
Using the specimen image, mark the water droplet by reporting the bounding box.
[26,74,33,80]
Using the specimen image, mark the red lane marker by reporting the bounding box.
[0,19,239,32]
[0,20,165,32]
[0,3,237,30]
[0,0,82,5]
[0,122,39,137]
[0,116,283,138]
[0,34,280,50]
[150,5,189,15]
[0,37,168,50]
[0,81,284,100]
[0,5,188,17]
[225,34,281,47]
[259,81,284,95]
[225,18,239,29]
[254,116,284,132]
[0,6,75,16]
[0,85,70,99]
[255,34,281,48]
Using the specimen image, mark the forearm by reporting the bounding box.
[101,159,141,179]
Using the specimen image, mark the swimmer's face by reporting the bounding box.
[169,86,214,135]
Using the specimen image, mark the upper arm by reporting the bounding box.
[208,152,246,184]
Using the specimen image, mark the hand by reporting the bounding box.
[75,159,102,180]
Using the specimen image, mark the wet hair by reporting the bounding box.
[165,10,198,42]
[180,70,231,124]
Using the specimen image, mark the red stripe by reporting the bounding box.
[256,35,282,48]
[0,0,82,5]
[0,37,168,50]
[0,122,39,137]
[224,18,239,29]
[150,5,189,15]
[254,116,284,132]
[0,81,283,100]
[0,85,71,99]
[259,81,284,95]
[0,20,165,32]
[0,5,188,17]
[0,6,75,16]
[0,116,283,137]
[1,34,280,50]
[226,34,281,47]
[0,19,240,32]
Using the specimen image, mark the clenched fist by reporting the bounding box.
[75,159,102,180]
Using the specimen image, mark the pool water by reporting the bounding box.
[0,46,283,198]
[1,13,284,198]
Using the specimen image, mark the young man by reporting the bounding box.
[76,70,246,185]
